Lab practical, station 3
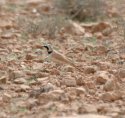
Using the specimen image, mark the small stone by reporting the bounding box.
[103,79,119,91]
[96,71,110,85]
[64,66,74,72]
[37,77,48,83]
[63,78,77,87]
[2,93,11,102]
[26,0,42,6]
[38,93,49,104]
[108,107,120,113]
[120,54,125,59]
[25,70,48,78]
[51,89,64,94]
[84,66,97,74]
[0,20,13,29]
[39,91,66,104]
[107,8,119,17]
[107,113,119,118]
[91,22,111,33]
[78,104,97,114]
[29,83,55,98]
[25,54,36,60]
[14,78,27,84]
[26,98,38,109]
[32,63,44,70]
[0,76,7,84]
[41,4,51,12]
[93,45,107,55]
[92,62,111,70]
[70,21,85,35]
[76,87,86,95]
[76,77,85,86]
[94,32,103,39]
[50,68,60,75]
[100,91,122,102]
[102,27,114,36]
[65,87,77,100]
[32,8,37,13]
[1,32,14,39]
[116,68,125,79]
[16,101,27,108]
[86,81,95,89]
[89,89,96,95]
[43,83,55,92]
[20,85,30,91]
[97,103,110,113]
[28,80,37,85]
[49,89,65,101]
[8,69,25,80]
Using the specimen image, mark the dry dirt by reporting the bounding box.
[0,0,125,118]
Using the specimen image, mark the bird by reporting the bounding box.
[42,44,83,72]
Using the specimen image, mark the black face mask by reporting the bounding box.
[43,46,53,54]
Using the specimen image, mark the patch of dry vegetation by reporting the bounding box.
[113,17,125,40]
[54,0,106,21]
[17,15,70,39]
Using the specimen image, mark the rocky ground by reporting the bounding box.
[0,0,125,118]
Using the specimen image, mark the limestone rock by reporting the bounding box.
[84,66,97,74]
[63,78,77,87]
[2,93,11,102]
[103,79,119,91]
[78,104,97,114]
[96,71,110,85]
[116,68,125,79]
[0,76,7,84]
[8,69,25,80]
[14,77,27,84]
[76,87,86,95]
[100,91,122,102]
[20,84,31,92]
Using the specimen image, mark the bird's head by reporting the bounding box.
[43,44,53,54]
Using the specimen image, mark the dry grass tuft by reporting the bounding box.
[54,0,106,21]
[17,15,70,39]
[111,16,125,40]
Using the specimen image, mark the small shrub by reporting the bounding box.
[112,17,125,40]
[54,0,106,21]
[17,15,69,39]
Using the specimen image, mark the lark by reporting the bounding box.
[42,44,83,72]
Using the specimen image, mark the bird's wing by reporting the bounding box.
[52,50,71,64]
[53,50,83,72]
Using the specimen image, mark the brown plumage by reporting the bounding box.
[43,44,83,72]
